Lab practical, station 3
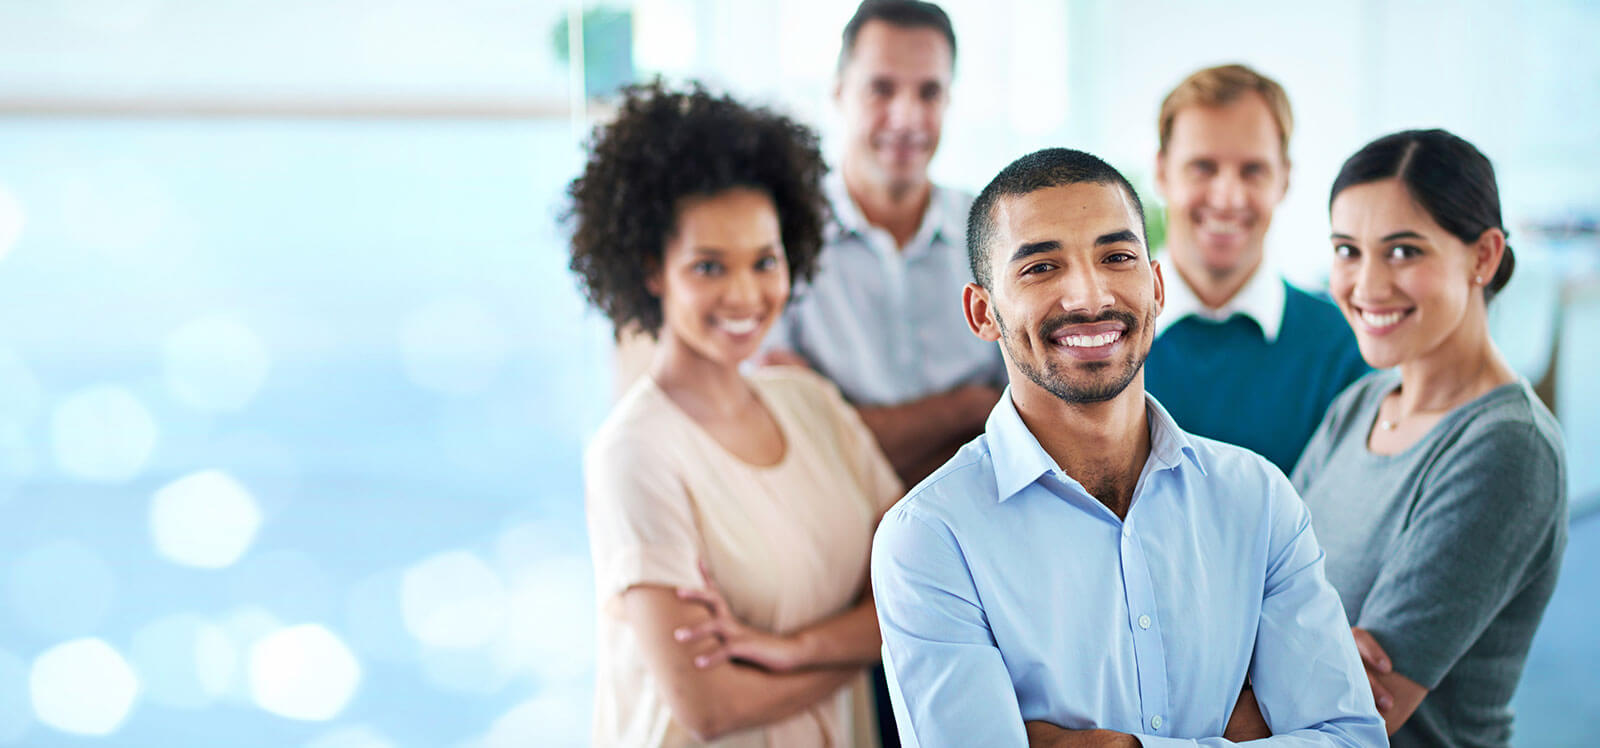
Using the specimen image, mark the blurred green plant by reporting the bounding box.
[1126,172,1168,257]
[552,7,635,100]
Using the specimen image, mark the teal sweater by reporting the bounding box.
[1145,282,1369,475]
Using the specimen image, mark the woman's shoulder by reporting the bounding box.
[586,378,683,466]
[1444,380,1565,459]
[1420,380,1567,513]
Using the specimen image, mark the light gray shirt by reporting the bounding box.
[1291,370,1567,748]
[762,173,1004,406]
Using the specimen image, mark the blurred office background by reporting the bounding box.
[0,0,1595,745]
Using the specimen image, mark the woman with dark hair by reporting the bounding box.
[1290,129,1567,747]
[570,80,900,747]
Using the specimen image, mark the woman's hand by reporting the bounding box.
[674,560,807,672]
[1351,627,1394,711]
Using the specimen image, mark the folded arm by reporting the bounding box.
[872,506,1028,746]
[1348,627,1427,735]
[673,560,882,671]
[619,585,858,742]
[1347,419,1564,736]
[1025,722,1139,747]
[1224,475,1387,748]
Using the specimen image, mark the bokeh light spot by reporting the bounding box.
[398,299,510,395]
[163,316,272,413]
[149,469,262,569]
[248,624,360,721]
[401,551,508,650]
[29,638,139,736]
[7,540,116,638]
[129,613,237,709]
[49,385,158,483]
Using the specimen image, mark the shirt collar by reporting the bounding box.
[985,387,1205,503]
[1155,259,1285,342]
[822,171,961,254]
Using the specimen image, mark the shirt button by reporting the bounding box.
[1121,526,1130,538]
[1138,615,1151,630]
[1151,715,1163,730]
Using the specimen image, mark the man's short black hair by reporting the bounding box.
[967,148,1147,288]
[837,0,957,74]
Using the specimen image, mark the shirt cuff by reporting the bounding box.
[1131,734,1196,748]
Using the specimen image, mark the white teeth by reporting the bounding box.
[1200,220,1245,235]
[1059,331,1121,347]
[1360,310,1405,328]
[717,318,758,335]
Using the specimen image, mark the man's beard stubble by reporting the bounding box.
[996,308,1152,406]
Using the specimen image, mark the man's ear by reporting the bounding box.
[964,282,1001,342]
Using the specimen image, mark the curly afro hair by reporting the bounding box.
[566,79,829,338]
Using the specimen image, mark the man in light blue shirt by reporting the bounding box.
[870,148,1384,747]
[761,0,1005,488]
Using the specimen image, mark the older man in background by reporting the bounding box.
[760,0,1004,488]
[1144,64,1367,474]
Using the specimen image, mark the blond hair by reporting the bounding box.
[1158,64,1293,158]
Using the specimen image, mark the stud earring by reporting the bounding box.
[1474,275,1484,285]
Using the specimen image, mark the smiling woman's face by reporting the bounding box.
[1328,178,1483,370]
[648,187,789,370]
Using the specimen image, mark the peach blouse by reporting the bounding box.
[585,367,902,747]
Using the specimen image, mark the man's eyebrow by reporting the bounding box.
[1009,240,1060,263]
[1095,229,1140,247]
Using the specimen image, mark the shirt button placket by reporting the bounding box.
[878,232,913,388]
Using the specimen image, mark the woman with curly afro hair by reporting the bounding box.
[572,80,902,747]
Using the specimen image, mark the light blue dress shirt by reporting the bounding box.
[761,173,1005,406]
[871,390,1385,747]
